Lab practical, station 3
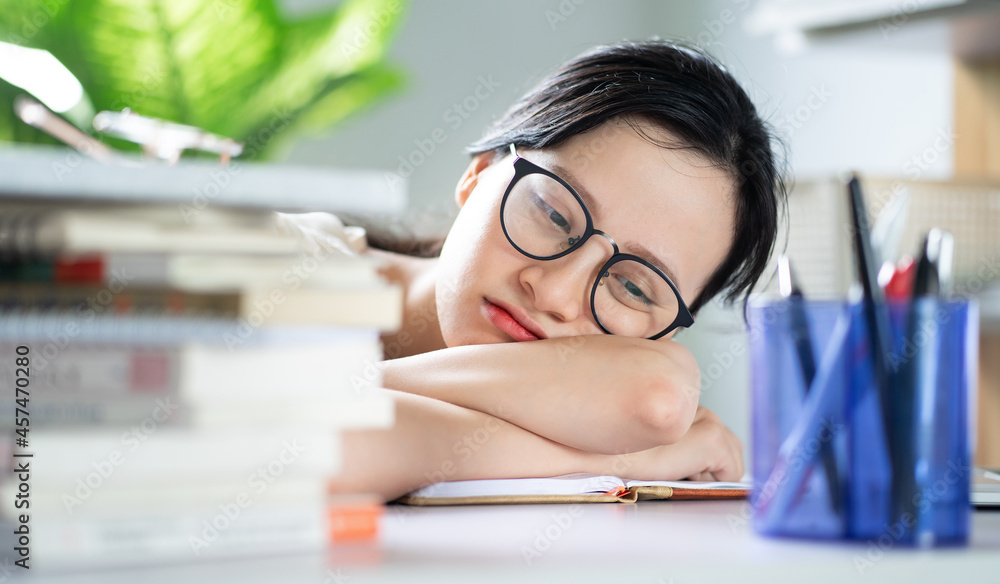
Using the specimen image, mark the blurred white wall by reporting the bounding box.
[281,0,956,467]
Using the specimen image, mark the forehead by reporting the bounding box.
[524,120,736,302]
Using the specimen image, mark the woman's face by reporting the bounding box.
[435,118,736,347]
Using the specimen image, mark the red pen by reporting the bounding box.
[884,256,916,301]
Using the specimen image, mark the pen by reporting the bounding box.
[777,255,841,514]
[753,304,854,527]
[846,175,899,521]
[907,229,952,546]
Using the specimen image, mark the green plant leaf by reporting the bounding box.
[0,0,408,158]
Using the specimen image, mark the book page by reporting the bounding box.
[624,479,750,490]
[406,473,627,499]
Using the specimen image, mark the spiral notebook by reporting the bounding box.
[397,473,750,505]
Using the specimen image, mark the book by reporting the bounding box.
[24,495,382,570]
[398,473,750,505]
[16,427,343,486]
[0,251,381,289]
[5,394,394,429]
[0,143,406,215]
[0,327,383,400]
[0,309,382,346]
[3,476,333,519]
[0,281,402,329]
[0,204,303,257]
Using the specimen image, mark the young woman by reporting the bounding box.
[330,40,784,500]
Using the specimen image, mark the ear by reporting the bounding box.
[454,152,496,208]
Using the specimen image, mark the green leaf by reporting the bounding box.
[0,0,408,158]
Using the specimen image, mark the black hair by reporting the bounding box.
[467,40,787,314]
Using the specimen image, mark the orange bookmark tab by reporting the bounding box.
[602,486,629,497]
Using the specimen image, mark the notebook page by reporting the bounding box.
[624,479,750,490]
[406,473,626,499]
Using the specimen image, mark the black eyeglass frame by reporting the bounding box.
[498,144,695,340]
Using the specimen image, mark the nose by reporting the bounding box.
[518,234,615,324]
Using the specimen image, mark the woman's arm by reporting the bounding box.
[330,390,742,501]
[379,335,701,456]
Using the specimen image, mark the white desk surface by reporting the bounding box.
[30,501,1000,584]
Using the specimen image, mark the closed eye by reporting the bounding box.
[616,275,653,306]
[530,193,571,234]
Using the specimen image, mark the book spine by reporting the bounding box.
[0,315,379,347]
[0,256,104,284]
[0,283,401,328]
[0,394,394,430]
[0,283,242,317]
[0,252,382,287]
[0,340,383,399]
[1,479,331,519]
[23,428,341,484]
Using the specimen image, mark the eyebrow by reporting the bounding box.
[549,162,684,290]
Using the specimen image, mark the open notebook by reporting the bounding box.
[397,473,750,505]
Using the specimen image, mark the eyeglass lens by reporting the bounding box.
[502,171,680,338]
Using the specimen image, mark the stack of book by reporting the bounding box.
[0,145,405,570]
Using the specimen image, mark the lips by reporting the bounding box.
[483,300,544,342]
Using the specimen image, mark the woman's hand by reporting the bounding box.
[627,405,744,482]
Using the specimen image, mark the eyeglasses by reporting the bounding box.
[499,144,694,340]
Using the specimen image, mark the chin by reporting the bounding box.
[442,326,508,348]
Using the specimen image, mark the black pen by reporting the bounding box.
[777,255,841,514]
[846,175,898,523]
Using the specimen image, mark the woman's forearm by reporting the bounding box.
[329,391,743,502]
[330,390,594,500]
[379,335,701,455]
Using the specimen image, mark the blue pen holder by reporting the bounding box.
[749,299,978,546]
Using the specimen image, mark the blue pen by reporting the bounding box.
[777,255,841,514]
[907,229,952,546]
[753,303,853,527]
